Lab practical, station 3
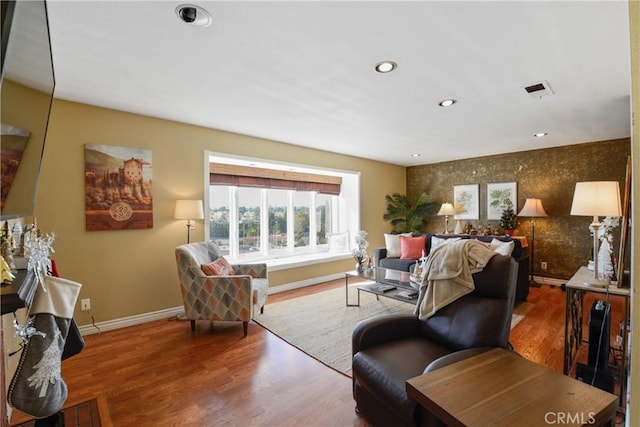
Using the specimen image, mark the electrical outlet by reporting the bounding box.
[541,262,547,271]
[81,298,91,311]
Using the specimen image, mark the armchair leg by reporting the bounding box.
[243,321,248,336]
[190,320,195,332]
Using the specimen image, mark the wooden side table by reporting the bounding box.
[563,266,630,413]
[406,348,617,427]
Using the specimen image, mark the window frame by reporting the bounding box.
[204,151,361,267]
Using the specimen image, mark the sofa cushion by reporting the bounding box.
[384,233,412,258]
[400,235,426,259]
[379,257,417,272]
[490,238,515,256]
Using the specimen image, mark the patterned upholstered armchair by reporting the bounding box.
[175,241,268,336]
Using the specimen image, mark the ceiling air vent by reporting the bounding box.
[523,80,554,99]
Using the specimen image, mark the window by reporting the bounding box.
[237,187,261,254]
[293,191,310,248]
[209,186,230,255]
[316,193,331,245]
[268,189,288,250]
[205,153,360,265]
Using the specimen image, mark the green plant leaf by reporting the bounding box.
[383,192,437,233]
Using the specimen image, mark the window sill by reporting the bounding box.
[229,252,352,271]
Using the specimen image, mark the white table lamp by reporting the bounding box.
[437,202,456,234]
[570,181,621,287]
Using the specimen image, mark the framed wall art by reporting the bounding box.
[453,184,479,220]
[84,144,153,231]
[487,182,517,220]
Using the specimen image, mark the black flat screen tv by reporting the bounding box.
[1,0,55,220]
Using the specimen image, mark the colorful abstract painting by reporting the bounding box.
[84,144,153,231]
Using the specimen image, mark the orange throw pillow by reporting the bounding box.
[400,235,426,260]
[201,257,235,276]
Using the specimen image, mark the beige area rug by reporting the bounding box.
[254,286,533,377]
[255,287,414,377]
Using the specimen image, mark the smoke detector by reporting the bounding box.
[523,80,554,99]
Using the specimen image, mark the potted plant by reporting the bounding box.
[499,206,518,236]
[383,192,437,233]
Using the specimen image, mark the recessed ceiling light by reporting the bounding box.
[534,132,548,137]
[410,153,421,158]
[438,99,457,107]
[375,61,397,73]
[175,4,212,27]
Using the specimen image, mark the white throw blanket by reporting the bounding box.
[415,239,497,320]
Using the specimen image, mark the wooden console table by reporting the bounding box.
[407,348,617,427]
[563,266,630,413]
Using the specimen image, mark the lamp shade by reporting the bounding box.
[518,198,548,218]
[174,199,204,220]
[570,181,622,217]
[437,202,456,216]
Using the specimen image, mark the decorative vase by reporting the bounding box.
[505,229,513,237]
[354,253,368,271]
[597,237,614,280]
[454,220,463,234]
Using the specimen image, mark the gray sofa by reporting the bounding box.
[373,233,529,304]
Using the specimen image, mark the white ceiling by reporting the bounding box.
[43,1,631,166]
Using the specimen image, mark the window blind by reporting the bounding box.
[209,164,342,195]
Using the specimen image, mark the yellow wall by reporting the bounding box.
[627,0,638,423]
[33,99,405,325]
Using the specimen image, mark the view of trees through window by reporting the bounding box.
[209,185,333,257]
[268,189,288,250]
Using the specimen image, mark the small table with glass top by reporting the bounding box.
[345,267,420,307]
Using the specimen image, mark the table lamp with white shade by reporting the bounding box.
[570,181,622,287]
[174,199,204,243]
[437,202,456,234]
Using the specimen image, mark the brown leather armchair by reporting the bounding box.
[352,254,518,427]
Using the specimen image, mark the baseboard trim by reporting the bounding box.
[536,275,566,287]
[267,273,345,294]
[78,306,184,336]
[77,273,564,336]
[77,275,343,335]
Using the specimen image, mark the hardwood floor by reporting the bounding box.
[9,281,624,427]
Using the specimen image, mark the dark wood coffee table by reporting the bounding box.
[406,348,617,427]
[345,267,420,307]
